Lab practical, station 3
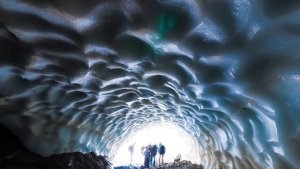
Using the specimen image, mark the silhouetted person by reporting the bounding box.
[128,142,135,165]
[158,143,165,166]
[150,144,158,167]
[144,145,152,168]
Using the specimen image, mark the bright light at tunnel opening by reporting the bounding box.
[112,123,201,167]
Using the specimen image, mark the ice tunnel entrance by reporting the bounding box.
[112,123,202,166]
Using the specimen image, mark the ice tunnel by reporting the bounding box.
[0,0,300,168]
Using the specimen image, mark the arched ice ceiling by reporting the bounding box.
[0,0,300,168]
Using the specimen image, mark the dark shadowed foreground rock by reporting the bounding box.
[150,161,204,169]
[0,124,111,169]
[0,152,111,169]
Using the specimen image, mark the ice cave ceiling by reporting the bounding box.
[1,0,300,168]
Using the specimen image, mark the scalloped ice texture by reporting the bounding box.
[0,0,300,168]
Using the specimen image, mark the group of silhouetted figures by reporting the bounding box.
[128,143,166,168]
[142,143,165,168]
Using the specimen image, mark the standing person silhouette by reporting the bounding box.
[158,143,166,166]
[144,145,152,168]
[128,142,135,165]
[150,144,158,167]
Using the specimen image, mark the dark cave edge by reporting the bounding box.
[0,123,112,169]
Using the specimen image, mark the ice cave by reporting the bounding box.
[0,0,300,169]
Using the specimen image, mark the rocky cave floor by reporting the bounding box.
[149,161,204,169]
[116,161,204,169]
[0,151,111,169]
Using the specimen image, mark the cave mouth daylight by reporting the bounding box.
[112,122,202,167]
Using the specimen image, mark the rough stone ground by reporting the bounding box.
[114,161,204,169]
[0,152,111,169]
[149,161,204,169]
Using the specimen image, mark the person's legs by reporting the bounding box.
[144,156,147,167]
[158,154,162,166]
[150,156,153,167]
[130,152,133,165]
[146,157,150,168]
[161,154,164,164]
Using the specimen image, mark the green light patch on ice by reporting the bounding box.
[157,13,177,39]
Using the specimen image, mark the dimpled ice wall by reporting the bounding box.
[0,0,300,168]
